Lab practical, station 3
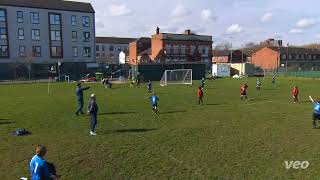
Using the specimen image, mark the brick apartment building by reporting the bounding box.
[251,46,320,71]
[129,27,213,67]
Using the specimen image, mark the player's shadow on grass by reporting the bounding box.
[99,112,138,115]
[160,110,186,114]
[114,128,157,133]
[0,121,15,125]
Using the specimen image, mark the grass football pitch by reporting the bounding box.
[1,77,320,179]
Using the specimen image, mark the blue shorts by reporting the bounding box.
[313,113,320,120]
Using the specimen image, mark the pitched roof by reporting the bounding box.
[157,33,212,42]
[96,37,137,44]
[212,50,247,57]
[138,48,151,55]
[0,0,95,13]
[212,50,230,56]
[267,47,320,55]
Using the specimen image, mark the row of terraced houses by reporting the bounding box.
[0,0,319,79]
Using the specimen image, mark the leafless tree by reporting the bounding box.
[22,51,34,80]
[214,42,232,50]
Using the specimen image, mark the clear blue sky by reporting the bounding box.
[71,0,320,48]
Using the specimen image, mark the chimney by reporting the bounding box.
[278,40,283,47]
[184,29,191,35]
[156,26,160,35]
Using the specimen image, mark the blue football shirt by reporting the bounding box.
[30,155,51,180]
[151,95,159,105]
[314,100,320,114]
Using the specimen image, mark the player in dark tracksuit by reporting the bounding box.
[147,81,152,94]
[75,83,90,116]
[88,94,98,135]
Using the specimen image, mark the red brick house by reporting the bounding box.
[129,27,213,66]
[251,46,320,71]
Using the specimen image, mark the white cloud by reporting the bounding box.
[171,5,192,17]
[296,18,316,28]
[109,4,132,16]
[261,13,273,23]
[288,28,303,34]
[226,24,242,34]
[201,9,216,21]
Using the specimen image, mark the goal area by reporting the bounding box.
[160,69,192,86]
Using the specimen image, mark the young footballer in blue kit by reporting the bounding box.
[309,96,320,128]
[30,145,59,180]
[150,92,159,114]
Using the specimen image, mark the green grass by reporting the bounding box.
[0,77,320,179]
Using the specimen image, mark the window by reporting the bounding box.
[72,47,78,57]
[96,45,99,51]
[191,46,196,54]
[84,47,91,57]
[313,55,317,60]
[71,15,77,26]
[205,47,209,55]
[0,45,8,57]
[30,12,39,24]
[181,45,186,54]
[50,30,61,41]
[17,11,23,23]
[72,31,77,42]
[173,45,179,54]
[18,28,24,40]
[96,53,100,58]
[281,54,287,60]
[32,29,40,40]
[118,45,122,51]
[0,10,6,22]
[0,27,7,40]
[83,32,90,42]
[19,45,25,57]
[82,16,90,27]
[165,45,171,54]
[124,46,128,51]
[49,14,61,25]
[51,46,62,57]
[109,45,114,51]
[102,45,105,51]
[32,46,41,57]
[202,47,206,54]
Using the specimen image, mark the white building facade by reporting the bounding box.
[96,37,136,64]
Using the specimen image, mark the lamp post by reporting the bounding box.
[286,43,289,70]
[230,43,233,63]
[58,60,61,82]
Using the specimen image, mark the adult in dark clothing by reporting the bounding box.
[88,94,99,136]
[75,82,90,116]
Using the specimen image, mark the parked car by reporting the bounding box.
[80,73,97,82]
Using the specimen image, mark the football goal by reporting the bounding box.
[160,69,192,86]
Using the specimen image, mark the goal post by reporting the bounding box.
[160,69,192,86]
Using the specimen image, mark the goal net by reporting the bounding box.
[160,69,192,86]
